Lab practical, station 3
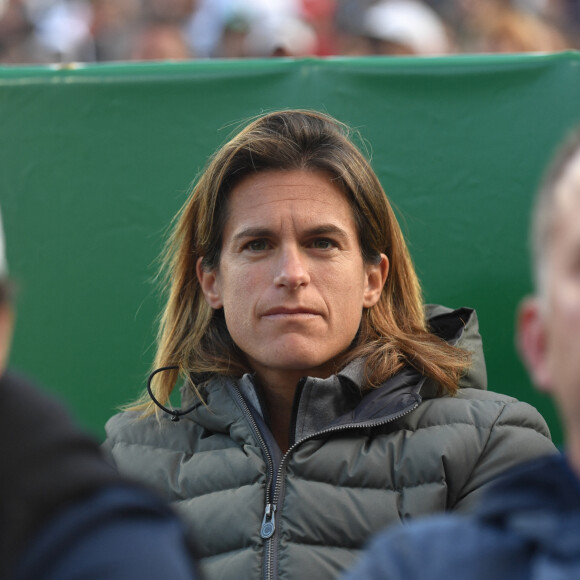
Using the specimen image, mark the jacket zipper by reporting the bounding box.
[240,391,420,580]
[230,389,277,580]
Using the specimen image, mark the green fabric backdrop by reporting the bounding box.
[2,52,579,442]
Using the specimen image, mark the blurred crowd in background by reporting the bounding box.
[0,0,579,65]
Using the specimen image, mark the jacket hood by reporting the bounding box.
[424,304,487,394]
[327,306,486,425]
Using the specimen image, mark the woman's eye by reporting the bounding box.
[312,239,334,250]
[246,240,268,251]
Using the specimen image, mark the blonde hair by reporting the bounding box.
[130,109,470,414]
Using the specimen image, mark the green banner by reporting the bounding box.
[2,53,579,442]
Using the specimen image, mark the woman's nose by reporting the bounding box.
[273,246,310,289]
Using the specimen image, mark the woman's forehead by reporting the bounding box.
[224,169,352,217]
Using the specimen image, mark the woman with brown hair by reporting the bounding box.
[104,109,555,580]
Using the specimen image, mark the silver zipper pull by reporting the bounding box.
[260,503,277,539]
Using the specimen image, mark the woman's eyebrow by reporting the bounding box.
[231,224,349,244]
[231,227,274,244]
[304,224,349,239]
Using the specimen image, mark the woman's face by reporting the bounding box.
[197,169,388,387]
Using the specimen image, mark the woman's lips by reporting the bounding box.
[261,307,320,319]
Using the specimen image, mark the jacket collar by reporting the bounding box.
[232,359,425,443]
[182,306,485,439]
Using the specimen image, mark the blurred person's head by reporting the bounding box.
[140,109,471,414]
[362,0,452,55]
[467,3,569,53]
[199,0,301,58]
[0,207,14,374]
[143,0,197,23]
[300,0,338,55]
[90,0,141,32]
[214,14,250,58]
[243,16,317,57]
[89,0,142,61]
[0,0,35,63]
[131,22,192,60]
[333,0,378,55]
[518,127,580,455]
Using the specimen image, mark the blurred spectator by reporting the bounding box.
[143,0,196,23]
[361,0,453,55]
[301,0,338,56]
[461,1,571,53]
[86,0,142,62]
[185,0,300,58]
[211,12,252,59]
[436,0,577,52]
[0,1,578,69]
[0,0,46,63]
[32,0,91,61]
[334,0,382,55]
[244,15,317,57]
[131,21,192,60]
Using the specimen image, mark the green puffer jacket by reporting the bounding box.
[103,306,556,580]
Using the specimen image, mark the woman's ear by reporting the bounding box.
[0,304,14,375]
[517,296,552,392]
[363,254,389,308]
[196,257,223,309]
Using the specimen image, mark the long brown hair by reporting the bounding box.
[130,109,470,414]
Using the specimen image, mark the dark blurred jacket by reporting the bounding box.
[342,453,579,580]
[0,370,197,580]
